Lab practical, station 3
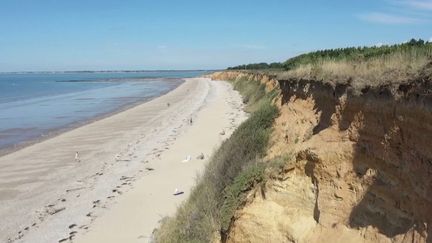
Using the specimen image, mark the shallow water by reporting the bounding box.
[0,71,208,150]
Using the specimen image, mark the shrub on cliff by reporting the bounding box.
[220,163,266,233]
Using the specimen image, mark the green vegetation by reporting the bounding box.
[227,62,283,70]
[220,163,265,232]
[232,78,266,109]
[282,38,431,70]
[227,39,432,87]
[154,77,278,243]
[231,75,279,112]
[227,39,431,71]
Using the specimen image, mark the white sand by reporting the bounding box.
[0,78,246,243]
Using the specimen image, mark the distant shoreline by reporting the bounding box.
[0,69,221,75]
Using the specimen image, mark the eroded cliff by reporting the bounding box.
[210,70,432,243]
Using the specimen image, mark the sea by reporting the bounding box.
[0,70,208,152]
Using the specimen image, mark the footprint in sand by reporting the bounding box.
[79,225,89,230]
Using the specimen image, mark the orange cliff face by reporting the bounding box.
[211,71,432,243]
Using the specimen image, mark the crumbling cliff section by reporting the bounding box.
[211,71,432,243]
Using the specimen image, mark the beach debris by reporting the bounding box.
[173,188,184,196]
[220,130,226,135]
[182,155,191,163]
[196,153,205,160]
[75,152,80,162]
[46,206,65,215]
[66,187,86,193]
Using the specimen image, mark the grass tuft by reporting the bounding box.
[277,48,432,87]
[220,163,265,232]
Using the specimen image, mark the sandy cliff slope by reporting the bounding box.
[210,71,432,243]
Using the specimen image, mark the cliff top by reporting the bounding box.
[228,39,432,89]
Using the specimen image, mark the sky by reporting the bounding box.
[0,0,431,72]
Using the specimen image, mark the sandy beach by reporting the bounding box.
[0,78,246,243]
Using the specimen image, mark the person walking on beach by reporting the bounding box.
[75,151,80,162]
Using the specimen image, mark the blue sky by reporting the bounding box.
[0,0,431,71]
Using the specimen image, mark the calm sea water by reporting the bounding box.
[0,71,208,151]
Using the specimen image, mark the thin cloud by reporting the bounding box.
[429,37,432,42]
[357,12,421,24]
[399,0,432,10]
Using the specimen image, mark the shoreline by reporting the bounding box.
[0,77,246,243]
[0,79,184,157]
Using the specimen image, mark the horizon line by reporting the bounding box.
[0,69,223,74]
